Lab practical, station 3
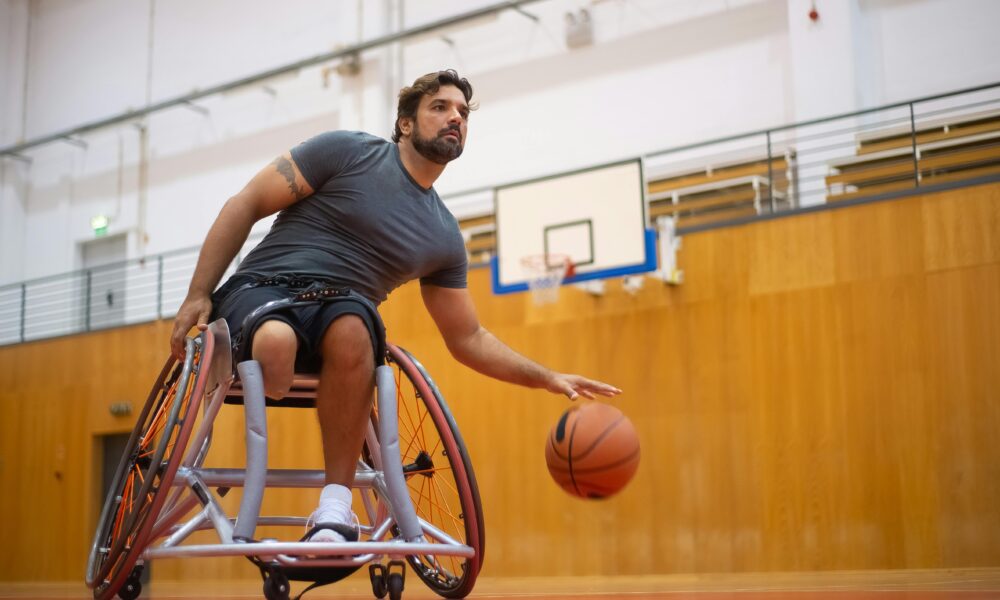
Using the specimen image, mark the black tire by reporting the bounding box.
[263,572,291,600]
[387,571,404,600]
[86,333,213,600]
[369,564,388,599]
[116,574,141,600]
[375,345,485,598]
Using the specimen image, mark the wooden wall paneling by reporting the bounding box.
[0,346,24,578]
[681,298,754,573]
[921,185,1000,271]
[830,198,927,283]
[834,275,935,569]
[925,263,1000,566]
[673,225,750,305]
[712,299,760,572]
[747,286,845,571]
[749,211,837,296]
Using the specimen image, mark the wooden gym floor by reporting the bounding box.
[4,569,1000,599]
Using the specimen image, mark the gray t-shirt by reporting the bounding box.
[234,131,468,304]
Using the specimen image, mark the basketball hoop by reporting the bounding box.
[521,254,574,305]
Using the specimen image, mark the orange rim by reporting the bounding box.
[373,346,482,596]
[93,339,209,599]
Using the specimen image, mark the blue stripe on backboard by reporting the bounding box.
[491,228,658,295]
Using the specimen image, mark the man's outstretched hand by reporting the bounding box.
[546,373,621,401]
[170,294,213,359]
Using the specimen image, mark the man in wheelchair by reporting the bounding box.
[169,70,620,545]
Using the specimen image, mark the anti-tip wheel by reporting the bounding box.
[387,572,404,600]
[369,564,388,599]
[263,572,290,600]
[116,576,141,600]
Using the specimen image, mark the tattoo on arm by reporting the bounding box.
[272,156,307,200]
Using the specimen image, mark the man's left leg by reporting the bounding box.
[307,314,375,542]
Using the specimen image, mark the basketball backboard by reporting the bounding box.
[491,158,656,295]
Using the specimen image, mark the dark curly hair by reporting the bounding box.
[392,69,477,143]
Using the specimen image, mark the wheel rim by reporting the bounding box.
[88,335,210,599]
[381,345,483,596]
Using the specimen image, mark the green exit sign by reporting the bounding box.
[90,215,109,237]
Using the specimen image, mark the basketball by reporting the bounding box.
[545,402,640,499]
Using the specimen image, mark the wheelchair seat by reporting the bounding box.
[224,373,321,409]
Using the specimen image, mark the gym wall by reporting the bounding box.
[1,182,997,583]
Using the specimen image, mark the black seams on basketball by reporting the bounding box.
[544,402,640,499]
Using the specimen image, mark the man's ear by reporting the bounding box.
[399,117,413,138]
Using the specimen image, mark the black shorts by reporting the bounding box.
[210,274,386,373]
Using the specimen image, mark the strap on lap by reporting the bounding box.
[230,284,386,370]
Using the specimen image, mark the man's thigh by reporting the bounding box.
[301,301,385,372]
[211,283,307,362]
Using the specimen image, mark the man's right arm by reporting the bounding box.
[169,152,314,358]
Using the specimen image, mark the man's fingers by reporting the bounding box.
[551,374,621,401]
[588,381,621,395]
[574,377,621,395]
[169,326,182,358]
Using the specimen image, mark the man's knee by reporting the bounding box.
[251,320,298,399]
[320,315,374,373]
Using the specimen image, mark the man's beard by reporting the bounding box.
[411,121,464,165]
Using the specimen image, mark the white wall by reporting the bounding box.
[864,0,1000,104]
[424,0,792,192]
[0,0,30,285]
[0,0,28,143]
[2,0,999,286]
[22,0,149,138]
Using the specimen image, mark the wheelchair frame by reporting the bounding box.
[86,319,484,600]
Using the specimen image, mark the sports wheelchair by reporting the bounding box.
[85,305,485,600]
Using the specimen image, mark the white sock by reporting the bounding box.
[318,484,353,521]
[306,485,356,542]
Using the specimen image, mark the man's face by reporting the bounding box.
[407,84,469,165]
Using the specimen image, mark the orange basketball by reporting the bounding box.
[545,402,640,499]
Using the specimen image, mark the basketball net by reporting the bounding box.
[521,254,573,305]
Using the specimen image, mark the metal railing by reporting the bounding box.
[635,80,1000,233]
[2,81,999,347]
[0,236,260,346]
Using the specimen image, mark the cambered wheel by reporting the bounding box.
[371,345,485,598]
[85,333,213,600]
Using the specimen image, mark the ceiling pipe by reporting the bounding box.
[0,0,543,158]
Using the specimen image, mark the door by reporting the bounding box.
[80,234,127,330]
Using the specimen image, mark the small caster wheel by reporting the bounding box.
[263,571,290,600]
[117,565,143,600]
[387,572,404,600]
[369,563,388,599]
[117,577,141,600]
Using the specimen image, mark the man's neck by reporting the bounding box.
[397,139,446,190]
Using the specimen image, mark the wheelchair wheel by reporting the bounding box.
[379,344,485,598]
[86,333,213,600]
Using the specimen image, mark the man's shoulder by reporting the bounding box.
[292,130,393,174]
[309,129,390,148]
